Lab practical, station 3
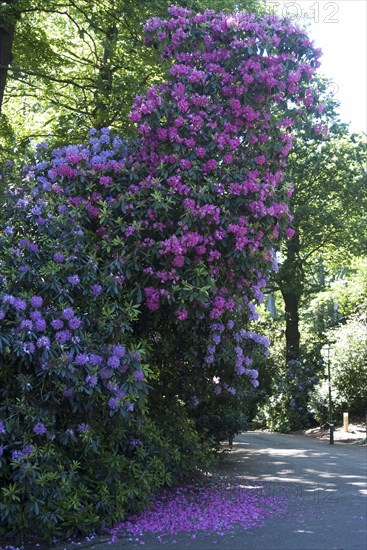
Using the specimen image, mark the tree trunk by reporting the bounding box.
[277,232,303,363]
[0,1,19,113]
[93,25,118,128]
[281,289,300,362]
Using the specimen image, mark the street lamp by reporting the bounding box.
[322,343,334,445]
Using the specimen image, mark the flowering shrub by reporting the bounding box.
[0,133,212,541]
[253,350,322,432]
[0,5,324,541]
[124,5,324,400]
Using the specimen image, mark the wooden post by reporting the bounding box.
[343,412,349,432]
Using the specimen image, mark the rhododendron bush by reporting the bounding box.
[126,5,323,402]
[0,5,324,541]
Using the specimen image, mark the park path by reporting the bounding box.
[54,432,367,550]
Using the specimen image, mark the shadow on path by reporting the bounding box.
[45,432,367,550]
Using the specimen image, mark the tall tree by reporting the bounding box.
[0,0,264,158]
[275,109,367,361]
[0,1,20,112]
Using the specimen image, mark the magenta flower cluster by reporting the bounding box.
[123,6,324,394]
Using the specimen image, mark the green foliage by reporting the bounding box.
[148,397,215,477]
[193,388,254,445]
[253,347,323,432]
[0,0,264,158]
[254,259,367,430]
[0,411,210,542]
[308,379,340,426]
[309,315,367,423]
[274,91,367,361]
[302,258,367,335]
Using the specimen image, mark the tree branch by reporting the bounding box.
[7,68,95,89]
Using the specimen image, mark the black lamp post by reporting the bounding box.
[322,343,334,445]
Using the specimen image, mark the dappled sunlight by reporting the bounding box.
[217,433,367,499]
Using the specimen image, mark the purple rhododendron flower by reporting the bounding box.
[20,319,33,331]
[129,438,142,448]
[53,252,65,262]
[99,176,112,187]
[133,370,145,382]
[2,294,15,305]
[108,397,120,410]
[30,310,42,321]
[68,317,81,330]
[3,225,14,235]
[34,318,46,331]
[107,355,120,369]
[19,239,39,253]
[77,423,90,433]
[67,275,80,285]
[22,342,35,354]
[14,298,27,311]
[37,336,50,349]
[91,284,103,296]
[112,345,126,358]
[31,296,43,308]
[12,450,24,461]
[129,351,141,361]
[31,206,42,216]
[33,422,47,435]
[24,444,35,454]
[175,309,189,321]
[100,368,112,379]
[90,354,103,365]
[62,307,75,320]
[75,354,89,366]
[51,319,64,330]
[0,420,5,434]
[144,287,160,311]
[85,375,98,387]
[55,330,72,344]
